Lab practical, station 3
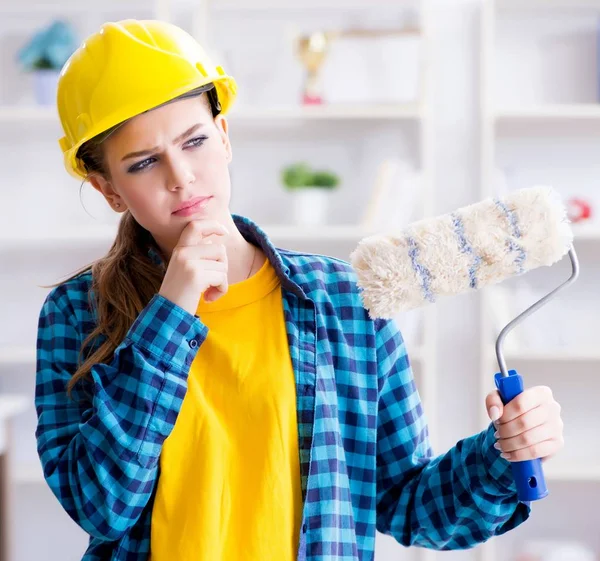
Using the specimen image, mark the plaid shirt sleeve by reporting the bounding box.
[35,285,206,541]
[374,317,531,550]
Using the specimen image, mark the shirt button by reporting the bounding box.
[302,523,307,533]
[189,339,198,349]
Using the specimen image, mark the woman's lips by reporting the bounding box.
[172,196,212,217]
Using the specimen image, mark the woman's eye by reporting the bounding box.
[128,157,155,173]
[185,135,208,148]
[127,136,207,173]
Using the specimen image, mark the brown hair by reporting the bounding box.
[50,86,218,398]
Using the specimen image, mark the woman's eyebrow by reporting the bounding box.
[121,123,205,161]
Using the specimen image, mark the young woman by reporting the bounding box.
[35,19,564,561]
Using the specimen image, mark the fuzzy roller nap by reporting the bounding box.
[350,185,579,502]
[350,185,573,319]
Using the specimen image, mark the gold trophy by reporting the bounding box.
[296,31,330,105]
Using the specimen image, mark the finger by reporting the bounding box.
[499,386,553,424]
[495,422,559,453]
[485,390,504,423]
[499,438,561,462]
[177,220,229,247]
[175,243,228,264]
[199,233,222,245]
[495,405,550,440]
[203,272,228,301]
[194,260,228,273]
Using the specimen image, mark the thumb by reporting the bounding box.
[486,390,504,423]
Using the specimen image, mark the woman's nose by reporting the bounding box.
[166,159,195,191]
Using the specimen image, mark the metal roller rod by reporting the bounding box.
[496,246,580,378]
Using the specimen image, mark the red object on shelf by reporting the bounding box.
[302,93,324,105]
[566,197,592,223]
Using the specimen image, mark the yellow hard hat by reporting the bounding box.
[57,19,238,180]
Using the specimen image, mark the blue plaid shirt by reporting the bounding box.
[35,215,529,561]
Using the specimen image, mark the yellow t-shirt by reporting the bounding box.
[150,255,303,560]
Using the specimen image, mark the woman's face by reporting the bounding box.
[90,94,233,254]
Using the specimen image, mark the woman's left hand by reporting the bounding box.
[485,386,564,462]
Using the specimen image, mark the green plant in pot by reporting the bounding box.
[17,20,78,106]
[281,163,340,226]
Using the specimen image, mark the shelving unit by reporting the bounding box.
[480,2,600,561]
[0,1,437,561]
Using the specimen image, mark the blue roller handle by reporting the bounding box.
[494,369,549,502]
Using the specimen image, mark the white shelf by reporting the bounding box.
[12,463,44,485]
[0,224,119,250]
[2,221,593,250]
[263,225,376,241]
[0,103,423,124]
[0,395,29,454]
[0,0,411,18]
[211,0,415,11]
[502,348,600,362]
[573,224,600,241]
[0,106,58,123]
[408,346,425,363]
[495,104,600,122]
[0,395,28,423]
[0,1,152,15]
[230,104,424,121]
[0,347,36,366]
[496,0,600,11]
[485,348,600,364]
[0,224,381,250]
[545,464,600,482]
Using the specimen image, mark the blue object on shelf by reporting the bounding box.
[17,20,78,71]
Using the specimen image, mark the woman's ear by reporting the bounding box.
[88,174,126,212]
[214,115,232,163]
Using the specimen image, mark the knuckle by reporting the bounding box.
[514,399,528,416]
[188,262,203,279]
[173,246,190,263]
[515,415,528,433]
[520,431,534,447]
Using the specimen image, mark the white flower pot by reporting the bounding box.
[33,69,60,106]
[291,188,331,226]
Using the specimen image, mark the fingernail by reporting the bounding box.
[489,406,501,422]
[493,430,499,439]
[501,452,511,460]
[493,441,501,450]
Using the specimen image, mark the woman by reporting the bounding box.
[35,19,564,561]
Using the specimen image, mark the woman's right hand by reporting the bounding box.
[158,220,230,316]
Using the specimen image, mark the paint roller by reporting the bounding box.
[350,185,580,502]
